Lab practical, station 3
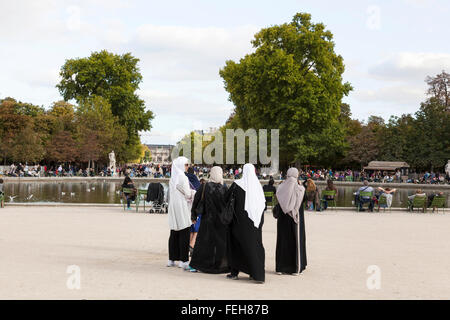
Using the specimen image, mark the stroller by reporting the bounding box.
[146,182,168,213]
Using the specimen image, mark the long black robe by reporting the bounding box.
[225,182,265,281]
[275,202,307,274]
[189,182,229,273]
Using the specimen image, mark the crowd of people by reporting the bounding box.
[3,162,450,185]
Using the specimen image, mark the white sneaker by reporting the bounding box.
[178,261,184,268]
[167,260,175,267]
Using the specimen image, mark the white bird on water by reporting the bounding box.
[91,187,96,191]
[9,195,17,202]
[86,188,91,192]
[26,194,33,200]
[70,192,75,197]
[61,192,66,195]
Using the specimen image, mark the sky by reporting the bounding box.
[1,0,449,145]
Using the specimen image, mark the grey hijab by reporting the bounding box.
[275,167,305,224]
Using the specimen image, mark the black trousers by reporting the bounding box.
[168,227,190,262]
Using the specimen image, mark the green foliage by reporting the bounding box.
[57,50,154,162]
[219,13,352,168]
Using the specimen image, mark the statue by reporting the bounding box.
[109,150,116,176]
[446,160,450,177]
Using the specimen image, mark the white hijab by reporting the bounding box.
[235,163,266,228]
[209,166,223,185]
[168,156,192,231]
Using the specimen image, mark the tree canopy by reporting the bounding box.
[57,50,154,161]
[219,13,352,168]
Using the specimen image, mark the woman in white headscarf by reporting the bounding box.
[188,166,229,273]
[224,163,266,283]
[167,156,195,269]
[274,167,307,275]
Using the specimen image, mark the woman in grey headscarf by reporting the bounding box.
[274,167,307,275]
[188,166,229,273]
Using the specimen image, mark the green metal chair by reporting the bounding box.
[264,191,275,208]
[345,175,353,182]
[409,196,426,213]
[121,187,139,212]
[320,190,337,210]
[377,195,391,212]
[0,192,4,208]
[357,191,374,211]
[136,189,148,212]
[429,196,446,213]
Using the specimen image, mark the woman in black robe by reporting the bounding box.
[225,163,266,283]
[188,166,229,273]
[274,167,307,275]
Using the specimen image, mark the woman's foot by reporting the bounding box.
[185,266,197,272]
[226,274,238,280]
[167,260,175,267]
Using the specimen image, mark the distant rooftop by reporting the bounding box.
[364,161,410,171]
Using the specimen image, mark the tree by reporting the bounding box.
[0,98,44,164]
[344,125,380,168]
[426,71,449,110]
[219,13,352,168]
[75,96,127,167]
[411,98,450,171]
[11,124,45,163]
[56,50,154,161]
[45,130,78,163]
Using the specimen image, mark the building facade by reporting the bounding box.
[145,144,174,165]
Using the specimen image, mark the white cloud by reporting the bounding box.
[368,52,450,82]
[133,24,258,81]
[354,85,426,105]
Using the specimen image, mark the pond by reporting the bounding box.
[3,181,449,208]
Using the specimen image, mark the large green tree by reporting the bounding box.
[219,13,352,168]
[56,50,154,162]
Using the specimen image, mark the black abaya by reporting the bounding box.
[275,203,307,274]
[189,182,230,273]
[225,183,265,282]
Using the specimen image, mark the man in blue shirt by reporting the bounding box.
[356,180,374,212]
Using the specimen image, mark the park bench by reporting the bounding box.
[345,176,353,182]
[428,196,446,213]
[409,196,426,213]
[320,190,337,210]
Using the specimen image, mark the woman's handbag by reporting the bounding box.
[272,203,281,219]
[220,188,235,225]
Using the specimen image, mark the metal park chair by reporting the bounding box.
[377,194,391,213]
[264,191,276,209]
[121,187,147,212]
[320,190,337,210]
[409,196,426,213]
[428,196,446,213]
[356,191,374,212]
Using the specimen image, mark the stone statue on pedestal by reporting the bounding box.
[109,151,116,176]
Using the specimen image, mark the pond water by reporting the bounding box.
[3,181,449,208]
